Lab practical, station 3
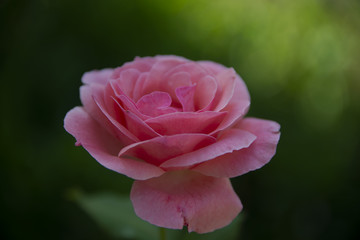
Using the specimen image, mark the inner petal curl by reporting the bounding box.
[136,91,179,117]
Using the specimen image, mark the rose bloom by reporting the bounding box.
[64,55,280,233]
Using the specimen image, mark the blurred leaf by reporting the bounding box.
[70,190,158,240]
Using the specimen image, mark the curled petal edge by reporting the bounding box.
[64,107,165,180]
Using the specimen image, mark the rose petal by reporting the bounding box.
[109,80,149,120]
[111,97,161,141]
[168,72,192,107]
[136,91,178,117]
[175,85,196,112]
[154,55,189,62]
[161,129,256,169]
[119,134,216,166]
[94,83,159,141]
[111,56,186,97]
[212,68,237,111]
[194,75,217,110]
[198,61,227,76]
[145,111,226,135]
[214,79,250,132]
[133,72,149,102]
[164,63,210,103]
[169,72,192,89]
[93,96,141,143]
[165,62,208,83]
[164,62,218,111]
[115,68,141,99]
[193,118,280,178]
[130,170,242,233]
[142,57,188,95]
[82,69,113,85]
[111,57,156,79]
[80,84,138,144]
[198,61,251,131]
[64,107,165,180]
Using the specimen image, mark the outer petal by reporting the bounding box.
[111,57,156,79]
[212,68,236,111]
[198,61,251,132]
[80,85,138,144]
[112,97,161,141]
[130,170,242,233]
[145,111,226,135]
[108,80,150,120]
[193,118,280,178]
[214,79,250,132]
[64,107,165,180]
[194,75,217,110]
[82,69,113,85]
[113,68,141,99]
[161,129,256,169]
[101,82,161,141]
[198,61,226,76]
[119,134,216,166]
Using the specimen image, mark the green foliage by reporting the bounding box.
[70,190,158,240]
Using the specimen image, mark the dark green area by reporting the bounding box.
[1,0,359,239]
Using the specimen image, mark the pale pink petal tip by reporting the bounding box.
[81,68,113,85]
[130,171,242,233]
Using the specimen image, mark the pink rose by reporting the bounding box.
[64,55,280,233]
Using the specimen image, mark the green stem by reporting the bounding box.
[159,227,166,240]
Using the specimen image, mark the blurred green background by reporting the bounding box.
[1,0,360,239]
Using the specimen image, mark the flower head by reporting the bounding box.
[64,55,280,233]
